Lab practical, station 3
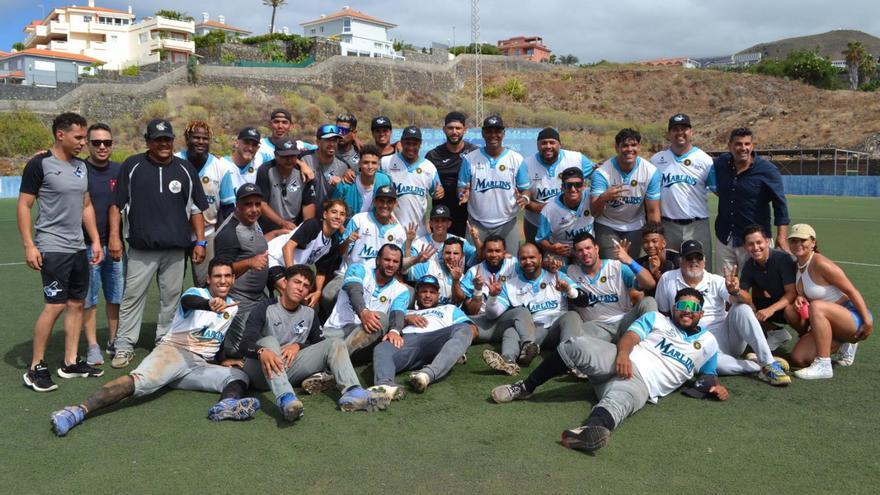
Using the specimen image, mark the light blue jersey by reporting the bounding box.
[325,264,411,329]
[458,147,530,228]
[590,157,661,231]
[219,155,260,206]
[162,287,238,360]
[486,266,580,327]
[523,149,594,227]
[536,191,594,247]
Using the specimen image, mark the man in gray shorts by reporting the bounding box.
[240,265,389,422]
[49,260,260,437]
[19,112,104,392]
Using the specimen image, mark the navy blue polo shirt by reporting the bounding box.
[85,160,121,245]
[739,249,796,310]
[712,152,789,247]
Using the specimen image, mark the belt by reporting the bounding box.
[662,217,707,225]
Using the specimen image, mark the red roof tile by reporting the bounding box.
[1,48,104,64]
[301,8,396,28]
[196,20,250,33]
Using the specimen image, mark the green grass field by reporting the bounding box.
[1,196,878,494]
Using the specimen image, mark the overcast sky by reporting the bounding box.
[2,0,878,61]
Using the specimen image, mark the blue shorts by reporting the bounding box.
[85,245,125,308]
[842,300,870,331]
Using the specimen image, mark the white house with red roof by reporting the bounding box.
[195,13,252,38]
[300,6,400,59]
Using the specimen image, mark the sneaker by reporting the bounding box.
[50,406,85,436]
[745,353,790,373]
[561,425,611,453]
[490,380,531,403]
[86,344,104,366]
[207,397,261,421]
[409,371,430,393]
[111,350,134,369]
[794,360,833,380]
[482,349,520,376]
[338,386,391,412]
[23,361,58,392]
[277,392,304,421]
[367,384,405,402]
[58,359,104,379]
[518,341,540,366]
[766,329,792,351]
[301,371,336,395]
[758,361,792,386]
[105,339,116,356]
[456,354,468,365]
[834,343,858,367]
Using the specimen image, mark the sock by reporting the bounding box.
[523,349,568,393]
[584,406,616,431]
[220,380,247,400]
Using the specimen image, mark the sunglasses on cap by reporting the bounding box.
[90,139,113,148]
[674,300,702,313]
[562,181,584,190]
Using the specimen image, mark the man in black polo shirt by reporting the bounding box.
[19,112,104,392]
[425,111,478,237]
[256,137,316,233]
[736,225,796,350]
[635,222,681,298]
[109,119,209,369]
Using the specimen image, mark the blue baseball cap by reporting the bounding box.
[416,275,440,288]
[317,124,342,140]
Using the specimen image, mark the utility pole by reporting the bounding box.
[471,0,483,124]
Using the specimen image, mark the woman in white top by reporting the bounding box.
[785,224,872,379]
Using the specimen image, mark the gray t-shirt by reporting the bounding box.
[214,215,269,310]
[239,298,322,358]
[337,146,360,173]
[20,152,88,253]
[301,152,350,215]
[255,160,315,232]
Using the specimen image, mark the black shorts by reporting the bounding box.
[40,251,89,304]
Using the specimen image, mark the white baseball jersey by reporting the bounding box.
[460,257,519,316]
[650,146,715,220]
[162,287,238,360]
[266,218,334,269]
[535,191,594,246]
[255,137,317,167]
[655,269,729,335]
[564,260,636,323]
[411,233,478,268]
[338,211,406,276]
[325,264,411,329]
[381,153,440,235]
[219,155,260,206]
[458,147,530,228]
[523,150,594,226]
[174,151,235,236]
[408,256,458,305]
[487,267,580,327]
[590,157,661,231]
[627,311,719,402]
[401,304,472,335]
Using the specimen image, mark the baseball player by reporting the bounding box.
[536,167,594,259]
[219,126,263,217]
[490,287,728,454]
[50,260,259,436]
[255,108,318,166]
[408,205,480,268]
[407,237,467,305]
[381,126,444,235]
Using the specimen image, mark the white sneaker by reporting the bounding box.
[794,360,833,380]
[834,343,858,367]
[409,371,430,393]
[765,329,792,351]
[367,384,405,401]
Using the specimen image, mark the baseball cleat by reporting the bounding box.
[456,354,468,365]
[57,360,104,379]
[207,397,261,421]
[277,392,304,421]
[482,349,520,376]
[367,384,405,402]
[111,350,135,369]
[758,361,791,386]
[745,353,790,373]
[490,380,531,403]
[408,371,430,393]
[51,406,85,437]
[23,361,58,392]
[517,341,540,366]
[301,371,336,395]
[834,343,858,367]
[338,386,390,412]
[561,425,611,453]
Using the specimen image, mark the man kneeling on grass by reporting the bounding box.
[239,264,390,421]
[490,287,729,454]
[369,275,476,400]
[51,259,259,436]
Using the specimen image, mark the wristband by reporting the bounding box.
[195,240,208,248]
[627,260,643,275]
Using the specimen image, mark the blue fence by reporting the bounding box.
[782,176,880,197]
[0,176,20,199]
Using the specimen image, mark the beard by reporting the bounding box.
[683,268,703,279]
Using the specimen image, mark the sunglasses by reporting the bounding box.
[562,181,584,190]
[90,139,113,148]
[684,254,705,262]
[674,300,702,313]
[336,127,350,136]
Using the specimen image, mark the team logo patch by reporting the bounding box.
[222,312,230,320]
[416,167,422,174]
[540,282,547,289]
[387,235,394,241]
[248,166,255,173]
[630,180,638,187]
[168,180,182,194]
[557,173,563,179]
[500,276,507,282]
[499,164,507,172]
[379,295,388,303]
[600,276,607,283]
[584,209,591,217]
[73,166,85,178]
[693,341,701,350]
[684,159,692,166]
[202,176,210,184]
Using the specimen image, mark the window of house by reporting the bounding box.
[84,15,91,22]
[310,28,316,34]
[320,26,324,33]
[343,18,351,32]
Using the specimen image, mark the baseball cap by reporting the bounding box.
[482,115,505,129]
[401,126,422,141]
[375,184,397,200]
[444,111,467,125]
[788,224,816,240]
[274,137,301,157]
[371,116,392,130]
[560,167,584,182]
[235,183,263,201]
[316,124,342,140]
[681,374,719,399]
[668,113,692,129]
[145,119,174,140]
[237,126,261,142]
[270,108,292,121]
[680,240,704,258]
[416,274,441,289]
[537,127,560,142]
[430,205,452,219]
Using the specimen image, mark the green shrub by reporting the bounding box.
[859,80,880,91]
[502,77,527,101]
[483,85,501,98]
[315,95,339,115]
[180,105,210,123]
[121,65,139,77]
[219,52,236,65]
[141,100,170,120]
[0,110,52,157]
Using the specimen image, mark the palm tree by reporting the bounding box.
[263,0,288,34]
[843,41,867,90]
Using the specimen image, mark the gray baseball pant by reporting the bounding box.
[472,306,536,362]
[712,303,774,374]
[323,311,390,355]
[467,216,520,254]
[130,342,249,397]
[373,323,474,386]
[580,297,658,343]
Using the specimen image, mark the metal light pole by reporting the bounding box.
[471,0,483,124]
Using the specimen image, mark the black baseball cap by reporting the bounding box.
[681,374,719,399]
[236,183,263,201]
[274,137,301,157]
[482,115,505,129]
[668,113,692,129]
[237,126,261,142]
[145,119,174,140]
[680,240,704,258]
[416,274,441,289]
[560,167,584,181]
[270,108,292,121]
[401,126,422,141]
[375,184,397,200]
[430,205,452,219]
[371,116,392,130]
